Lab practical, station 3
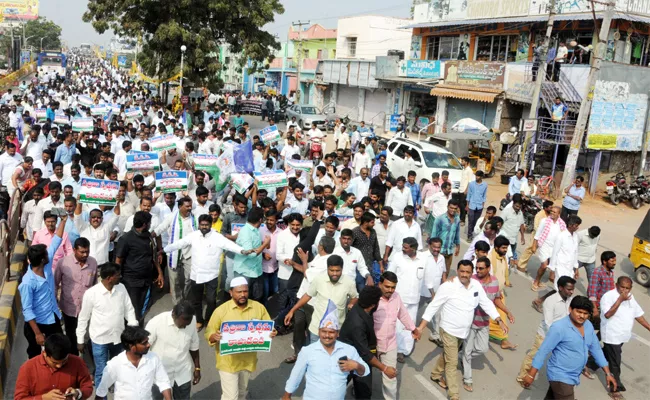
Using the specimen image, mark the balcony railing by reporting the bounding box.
[536,116,576,145]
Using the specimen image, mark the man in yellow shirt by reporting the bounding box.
[205,277,277,400]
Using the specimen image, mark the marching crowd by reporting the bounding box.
[5,54,650,400]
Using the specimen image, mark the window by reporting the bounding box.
[303,49,309,59]
[317,49,323,59]
[394,144,410,158]
[475,35,519,62]
[388,141,399,153]
[426,36,460,60]
[348,37,357,57]
[422,151,462,169]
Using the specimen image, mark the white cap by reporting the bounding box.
[230,277,248,288]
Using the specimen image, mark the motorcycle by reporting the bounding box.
[499,195,541,233]
[635,175,650,203]
[628,176,645,209]
[309,137,323,163]
[606,172,631,206]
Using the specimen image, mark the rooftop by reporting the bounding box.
[288,24,337,40]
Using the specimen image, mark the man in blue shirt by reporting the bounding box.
[19,214,67,358]
[508,169,526,197]
[523,295,617,398]
[561,176,586,223]
[466,170,488,241]
[283,300,369,400]
[234,208,272,303]
[430,198,461,275]
[54,131,76,164]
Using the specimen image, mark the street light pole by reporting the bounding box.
[180,45,187,89]
[40,37,45,51]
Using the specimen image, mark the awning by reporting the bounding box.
[401,12,650,29]
[376,76,441,86]
[430,85,502,102]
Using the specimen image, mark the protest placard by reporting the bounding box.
[230,173,254,194]
[125,107,143,118]
[126,152,160,172]
[287,159,314,173]
[77,95,94,107]
[54,113,69,126]
[149,134,177,151]
[155,170,188,193]
[193,153,220,170]
[333,214,353,222]
[219,320,275,356]
[79,178,120,206]
[259,125,281,144]
[34,108,47,122]
[71,117,94,132]
[254,170,288,190]
[108,103,122,113]
[90,104,108,116]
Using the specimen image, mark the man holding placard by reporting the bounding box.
[205,277,277,400]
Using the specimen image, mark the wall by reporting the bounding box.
[335,15,413,60]
[301,39,337,61]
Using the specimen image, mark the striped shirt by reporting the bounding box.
[471,274,501,328]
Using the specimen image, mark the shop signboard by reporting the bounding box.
[443,61,505,90]
[389,115,400,132]
[398,60,442,79]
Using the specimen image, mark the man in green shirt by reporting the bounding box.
[234,207,271,303]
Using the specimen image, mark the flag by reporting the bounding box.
[212,145,236,192]
[233,141,254,173]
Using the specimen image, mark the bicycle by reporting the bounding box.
[536,175,558,200]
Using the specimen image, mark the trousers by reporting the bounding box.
[219,370,251,400]
[62,313,80,356]
[603,343,624,392]
[91,340,122,389]
[461,326,490,384]
[24,314,63,359]
[153,381,191,400]
[378,348,398,400]
[169,258,192,305]
[467,208,482,239]
[430,328,463,400]
[545,381,575,400]
[190,277,219,325]
[292,304,314,355]
[396,302,418,355]
[518,333,545,379]
[123,282,150,326]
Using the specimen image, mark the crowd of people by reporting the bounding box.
[5,53,650,400]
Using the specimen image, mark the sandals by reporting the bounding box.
[582,368,595,380]
[531,282,547,292]
[463,383,473,392]
[430,376,448,390]
[609,392,624,399]
[531,301,543,313]
[284,355,297,364]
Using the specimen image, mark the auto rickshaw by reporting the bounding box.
[630,208,650,287]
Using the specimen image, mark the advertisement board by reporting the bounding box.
[0,1,39,21]
[444,61,506,90]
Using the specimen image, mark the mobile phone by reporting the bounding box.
[51,207,67,217]
[64,392,76,398]
[338,356,348,361]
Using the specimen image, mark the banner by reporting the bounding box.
[79,178,119,206]
[287,159,314,172]
[71,117,94,132]
[232,222,265,235]
[149,134,177,151]
[34,108,47,122]
[126,152,160,172]
[333,214,353,222]
[54,113,69,126]
[90,104,108,116]
[125,107,143,118]
[259,125,281,144]
[254,170,288,190]
[0,1,39,21]
[219,320,275,356]
[77,95,94,107]
[230,173,254,194]
[193,153,220,170]
[108,103,122,113]
[155,170,188,193]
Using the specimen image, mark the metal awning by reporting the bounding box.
[376,76,441,87]
[430,85,503,103]
[401,12,650,29]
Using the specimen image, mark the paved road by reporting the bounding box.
[5,117,650,399]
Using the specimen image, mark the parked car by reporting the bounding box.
[286,104,332,130]
[386,137,463,193]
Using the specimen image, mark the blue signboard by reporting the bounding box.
[117,55,127,67]
[394,87,401,114]
[401,60,441,79]
[389,114,400,132]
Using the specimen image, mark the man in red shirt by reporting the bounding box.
[14,333,93,400]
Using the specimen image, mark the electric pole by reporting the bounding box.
[559,0,616,191]
[292,20,309,104]
[520,0,556,170]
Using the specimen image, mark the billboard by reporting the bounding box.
[444,61,506,90]
[0,0,39,21]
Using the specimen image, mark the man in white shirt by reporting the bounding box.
[352,144,370,175]
[388,237,430,362]
[21,128,47,161]
[417,260,507,399]
[375,208,393,259]
[145,301,202,400]
[164,214,251,329]
[347,168,371,200]
[424,181,452,220]
[383,206,422,270]
[577,225,600,284]
[76,262,138,389]
[499,198,526,262]
[276,213,303,289]
[599,277,650,395]
[0,142,23,189]
[114,140,132,178]
[74,200,121,265]
[192,186,214,217]
[95,325,172,400]
[517,275,575,383]
[283,183,309,217]
[280,135,300,162]
[531,206,565,291]
[31,181,65,233]
[32,148,54,179]
[335,229,373,288]
[385,176,413,218]
[423,237,447,344]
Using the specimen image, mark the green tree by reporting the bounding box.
[0,17,63,55]
[83,0,284,91]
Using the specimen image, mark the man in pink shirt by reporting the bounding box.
[32,210,73,268]
[421,172,441,204]
[54,237,98,356]
[373,271,420,399]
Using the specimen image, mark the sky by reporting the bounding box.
[39,0,413,47]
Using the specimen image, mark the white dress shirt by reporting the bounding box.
[74,214,119,265]
[537,292,572,337]
[21,137,46,160]
[193,200,214,217]
[276,228,301,280]
[548,230,579,288]
[76,282,138,345]
[95,351,172,400]
[499,206,525,244]
[600,289,644,344]
[20,199,38,240]
[385,218,422,261]
[146,311,200,386]
[334,246,370,281]
[577,229,600,264]
[0,152,23,186]
[388,252,428,305]
[31,196,65,233]
[283,196,309,217]
[297,254,329,300]
[427,191,451,218]
[32,159,53,178]
[422,277,500,339]
[423,252,446,297]
[385,186,413,217]
[374,220,392,258]
[347,176,371,200]
[151,203,178,245]
[312,230,340,256]
[164,230,243,284]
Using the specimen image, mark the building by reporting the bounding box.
[217,44,243,91]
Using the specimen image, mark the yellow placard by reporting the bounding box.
[587,134,617,149]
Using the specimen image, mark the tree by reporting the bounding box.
[83,0,284,91]
[0,17,63,56]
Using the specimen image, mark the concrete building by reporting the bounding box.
[217,44,243,91]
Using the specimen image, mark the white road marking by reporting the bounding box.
[632,333,650,348]
[414,374,450,400]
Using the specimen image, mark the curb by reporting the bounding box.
[0,242,27,398]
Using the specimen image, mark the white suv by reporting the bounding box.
[385,137,463,193]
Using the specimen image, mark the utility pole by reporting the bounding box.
[292,20,309,104]
[520,0,556,171]
[559,0,616,191]
[639,94,650,175]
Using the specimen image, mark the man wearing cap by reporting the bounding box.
[283,300,369,400]
[205,277,276,400]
